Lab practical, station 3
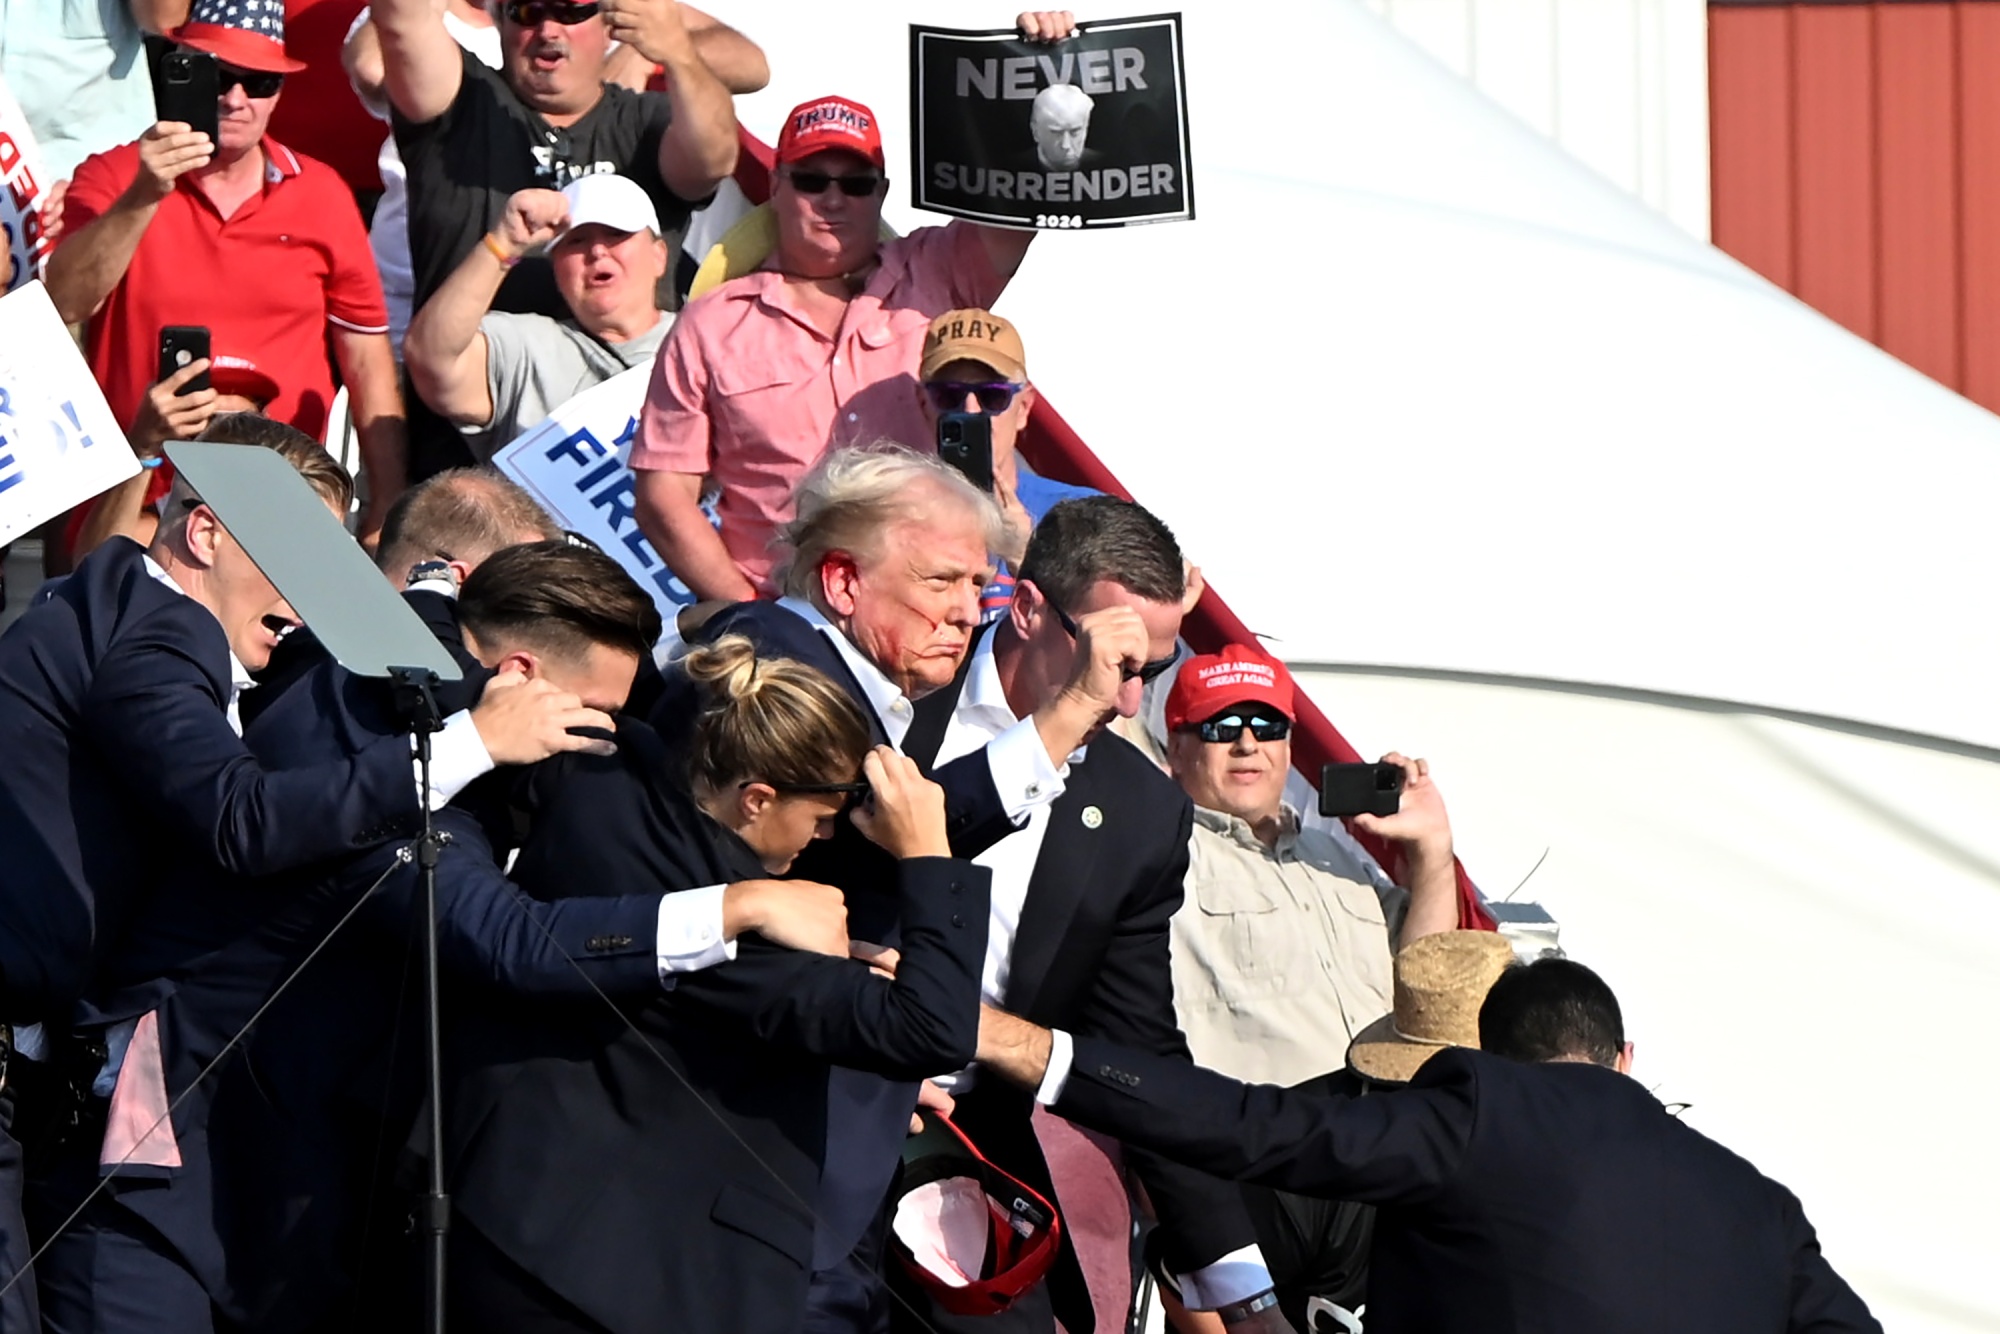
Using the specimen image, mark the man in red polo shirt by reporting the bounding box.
[44,0,409,546]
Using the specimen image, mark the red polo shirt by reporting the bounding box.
[63,135,388,441]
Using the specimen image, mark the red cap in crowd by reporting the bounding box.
[1164,642,1296,731]
[172,0,308,74]
[208,354,280,406]
[776,95,885,170]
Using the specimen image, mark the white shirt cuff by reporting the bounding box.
[1172,1245,1277,1310]
[1032,1027,1075,1106]
[985,716,1068,822]
[656,883,737,981]
[420,710,496,810]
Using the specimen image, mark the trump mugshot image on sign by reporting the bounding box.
[911,13,1193,230]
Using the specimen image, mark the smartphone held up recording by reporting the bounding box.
[155,50,221,148]
[937,411,993,493]
[159,325,212,394]
[1319,762,1404,820]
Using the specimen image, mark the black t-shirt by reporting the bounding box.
[394,49,699,318]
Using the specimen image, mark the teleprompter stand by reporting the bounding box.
[390,666,452,1334]
[167,443,465,1334]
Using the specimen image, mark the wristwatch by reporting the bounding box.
[1216,1289,1281,1326]
[407,559,458,592]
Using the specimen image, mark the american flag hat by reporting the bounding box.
[173,0,308,74]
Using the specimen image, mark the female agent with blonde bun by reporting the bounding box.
[442,635,994,1334]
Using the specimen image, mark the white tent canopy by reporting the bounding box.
[734,4,2000,1329]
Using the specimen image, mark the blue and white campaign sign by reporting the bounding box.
[0,281,139,546]
[492,366,708,624]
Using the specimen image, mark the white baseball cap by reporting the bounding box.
[559,173,661,238]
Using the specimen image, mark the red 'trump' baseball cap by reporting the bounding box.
[776,95,885,170]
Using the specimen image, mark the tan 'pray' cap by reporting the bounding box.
[1345,930,1517,1085]
[920,309,1028,383]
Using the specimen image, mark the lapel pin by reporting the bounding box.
[1081,805,1103,829]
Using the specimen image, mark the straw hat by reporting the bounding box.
[1345,930,1516,1085]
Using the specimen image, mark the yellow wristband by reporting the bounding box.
[482,233,519,268]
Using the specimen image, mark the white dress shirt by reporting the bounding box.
[930,632,1076,1093]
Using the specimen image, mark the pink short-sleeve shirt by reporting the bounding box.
[631,220,1006,594]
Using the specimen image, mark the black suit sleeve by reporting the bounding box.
[1065,797,1265,1273]
[1057,1036,1477,1208]
[669,857,991,1079]
[932,748,1021,860]
[361,808,663,998]
[84,615,420,876]
[1779,1188,1885,1333]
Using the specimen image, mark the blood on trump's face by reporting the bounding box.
[819,497,992,701]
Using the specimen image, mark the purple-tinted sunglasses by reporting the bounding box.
[921,381,1024,415]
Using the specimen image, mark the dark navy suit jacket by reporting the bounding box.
[69,588,664,1324]
[650,598,1024,1268]
[442,718,992,1334]
[903,658,1261,1333]
[1056,1042,1883,1334]
[0,538,420,1022]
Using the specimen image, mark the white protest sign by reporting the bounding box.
[0,281,140,545]
[492,365,705,619]
[0,78,56,292]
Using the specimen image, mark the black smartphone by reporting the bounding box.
[155,50,220,147]
[158,325,211,393]
[937,411,993,492]
[1319,762,1404,819]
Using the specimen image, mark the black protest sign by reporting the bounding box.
[910,14,1193,231]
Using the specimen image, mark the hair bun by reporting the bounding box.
[682,634,763,703]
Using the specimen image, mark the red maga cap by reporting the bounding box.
[208,354,280,405]
[1164,642,1297,731]
[891,1110,1061,1316]
[777,95,885,170]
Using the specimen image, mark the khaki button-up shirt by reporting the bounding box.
[1169,805,1408,1087]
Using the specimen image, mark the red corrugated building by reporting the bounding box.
[1710,0,2000,410]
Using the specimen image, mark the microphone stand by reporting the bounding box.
[390,666,450,1334]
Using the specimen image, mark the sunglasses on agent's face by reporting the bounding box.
[921,380,1025,415]
[781,168,885,198]
[1189,712,1292,744]
[748,779,872,814]
[219,64,285,98]
[1045,597,1180,685]
[502,0,601,26]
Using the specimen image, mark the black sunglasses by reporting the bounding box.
[1190,712,1291,744]
[220,64,285,98]
[921,381,1024,415]
[503,0,601,25]
[1044,596,1179,685]
[782,168,884,198]
[746,779,872,813]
